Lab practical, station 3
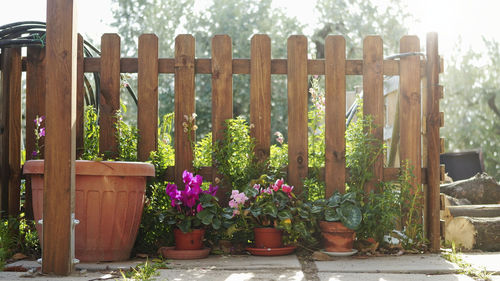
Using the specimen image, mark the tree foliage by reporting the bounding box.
[442,39,500,180]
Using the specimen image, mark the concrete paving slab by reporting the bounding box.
[5,259,144,272]
[0,271,110,280]
[165,254,302,270]
[461,252,500,274]
[318,273,474,281]
[159,269,305,281]
[315,254,459,274]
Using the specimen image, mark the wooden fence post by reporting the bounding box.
[138,34,159,161]
[363,36,384,194]
[174,35,195,185]
[325,35,346,196]
[425,32,442,252]
[44,0,77,275]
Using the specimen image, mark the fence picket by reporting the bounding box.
[138,34,159,161]
[100,34,121,157]
[76,34,84,158]
[212,35,233,201]
[250,35,271,162]
[325,36,346,196]
[25,46,47,219]
[425,32,442,252]
[174,35,195,185]
[399,36,422,198]
[287,35,308,193]
[2,48,22,217]
[363,36,384,194]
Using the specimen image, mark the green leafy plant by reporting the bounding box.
[115,106,139,161]
[119,259,165,281]
[399,162,426,249]
[80,106,101,160]
[311,191,362,230]
[356,182,400,243]
[214,117,266,190]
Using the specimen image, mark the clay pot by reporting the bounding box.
[174,228,205,250]
[159,246,210,260]
[319,221,355,252]
[23,160,155,262]
[254,227,283,248]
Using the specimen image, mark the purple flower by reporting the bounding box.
[181,186,199,208]
[182,170,203,191]
[39,128,45,137]
[203,184,219,196]
[32,151,37,157]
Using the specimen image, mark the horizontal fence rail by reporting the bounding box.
[0,33,443,251]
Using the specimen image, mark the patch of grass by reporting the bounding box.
[119,259,169,281]
[441,242,492,281]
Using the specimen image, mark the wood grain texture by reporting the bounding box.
[25,46,47,219]
[99,34,121,158]
[363,36,384,194]
[211,35,233,201]
[425,32,441,252]
[324,36,346,196]
[76,35,84,158]
[287,35,308,193]
[43,0,77,274]
[0,49,8,216]
[138,34,159,161]
[1,48,22,217]
[82,57,421,76]
[174,35,195,186]
[250,35,271,162]
[399,36,422,203]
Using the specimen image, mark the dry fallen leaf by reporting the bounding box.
[312,251,334,261]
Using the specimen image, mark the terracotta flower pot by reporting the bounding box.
[319,221,355,252]
[23,160,155,262]
[174,228,205,250]
[254,227,283,248]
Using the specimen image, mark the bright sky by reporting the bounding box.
[1,0,499,59]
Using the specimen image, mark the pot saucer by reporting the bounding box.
[159,246,210,260]
[320,248,358,257]
[245,246,296,256]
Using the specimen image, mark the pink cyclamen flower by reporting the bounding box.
[253,184,260,190]
[196,203,203,213]
[282,184,293,194]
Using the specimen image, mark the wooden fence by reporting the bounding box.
[0,33,444,251]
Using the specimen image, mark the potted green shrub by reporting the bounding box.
[312,191,362,253]
[160,170,222,259]
[23,109,155,262]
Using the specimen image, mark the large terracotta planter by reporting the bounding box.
[319,221,355,252]
[174,228,205,250]
[253,227,283,248]
[23,160,155,262]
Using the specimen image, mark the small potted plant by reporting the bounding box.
[227,176,299,256]
[160,170,221,259]
[312,191,362,254]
